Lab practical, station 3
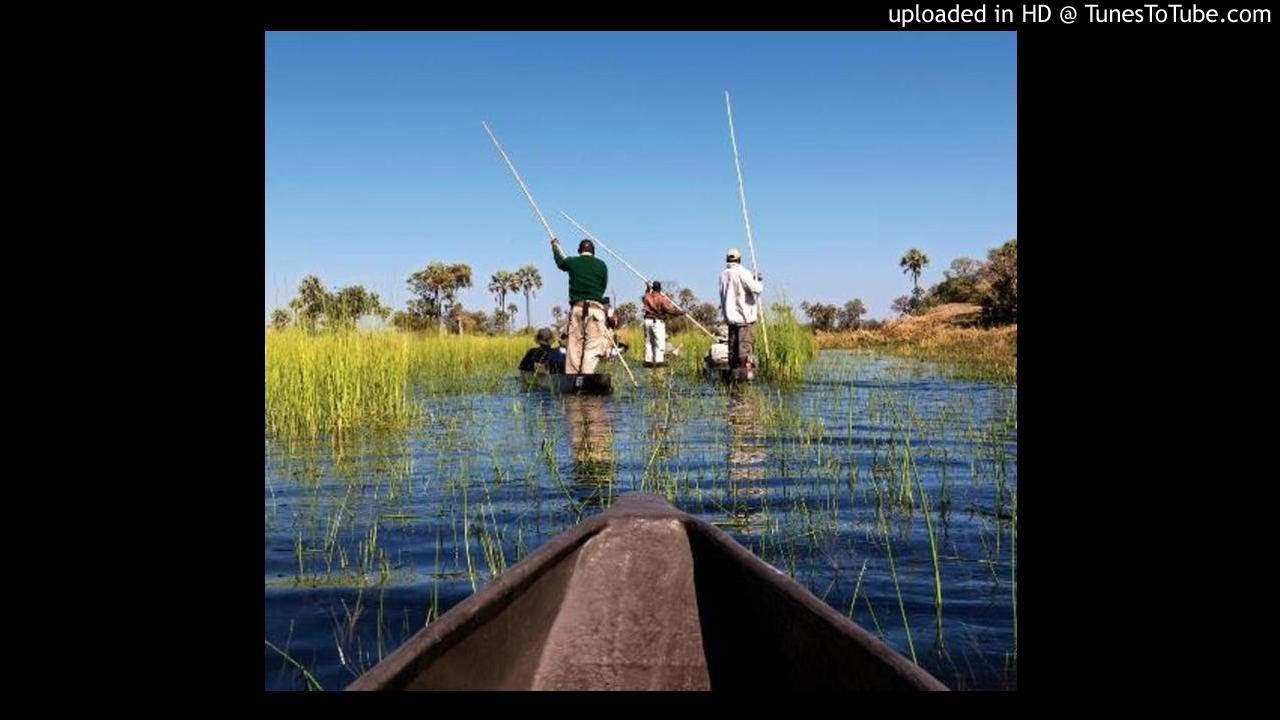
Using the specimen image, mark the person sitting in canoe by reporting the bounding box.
[519,327,565,374]
[705,325,731,369]
[601,297,629,358]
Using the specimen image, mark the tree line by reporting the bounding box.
[270,237,1016,334]
[894,237,1017,325]
[797,237,1017,331]
[270,262,546,336]
[271,276,390,331]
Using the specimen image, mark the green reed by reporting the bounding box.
[266,329,534,440]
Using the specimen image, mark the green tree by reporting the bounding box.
[288,275,331,330]
[800,301,839,331]
[391,310,427,332]
[838,299,866,330]
[505,273,522,331]
[615,301,638,327]
[551,305,564,327]
[891,295,913,316]
[515,265,543,330]
[446,301,467,334]
[409,262,473,333]
[926,257,988,306]
[461,309,492,334]
[489,271,512,313]
[492,308,511,333]
[330,285,389,327]
[270,308,291,331]
[980,238,1017,326]
[660,287,698,333]
[506,303,519,332]
[899,248,930,312]
[690,302,720,332]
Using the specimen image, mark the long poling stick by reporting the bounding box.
[483,121,556,240]
[724,91,770,358]
[604,324,639,387]
[483,121,638,388]
[559,210,717,340]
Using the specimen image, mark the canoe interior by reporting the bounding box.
[347,493,946,691]
[520,372,613,395]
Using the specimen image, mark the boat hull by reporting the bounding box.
[521,371,612,395]
[703,362,754,383]
[348,492,947,691]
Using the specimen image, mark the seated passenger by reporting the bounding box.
[706,326,731,367]
[519,327,565,374]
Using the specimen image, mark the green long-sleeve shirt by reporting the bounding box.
[553,247,608,305]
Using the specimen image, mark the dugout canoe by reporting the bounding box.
[347,492,947,691]
[703,360,755,383]
[520,371,613,395]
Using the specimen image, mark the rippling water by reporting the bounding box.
[265,350,1017,690]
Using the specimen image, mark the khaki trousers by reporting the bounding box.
[567,303,609,374]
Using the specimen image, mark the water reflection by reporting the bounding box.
[725,388,768,531]
[564,395,614,486]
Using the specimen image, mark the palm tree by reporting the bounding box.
[504,273,522,332]
[899,248,929,294]
[488,271,511,314]
[507,303,519,332]
[515,265,543,330]
[900,249,929,312]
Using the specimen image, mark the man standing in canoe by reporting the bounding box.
[552,237,609,374]
[718,247,764,370]
[641,281,684,368]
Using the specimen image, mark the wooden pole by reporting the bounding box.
[605,331,639,387]
[482,121,556,241]
[724,91,770,357]
[483,123,635,387]
[559,210,717,340]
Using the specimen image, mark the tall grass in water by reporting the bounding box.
[408,334,529,393]
[266,329,414,440]
[266,329,532,439]
[758,302,817,384]
[622,301,815,383]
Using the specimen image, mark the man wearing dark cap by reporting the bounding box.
[519,327,565,374]
[641,280,684,367]
[552,237,609,374]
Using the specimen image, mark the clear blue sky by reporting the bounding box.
[266,31,1015,324]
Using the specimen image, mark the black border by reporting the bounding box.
[161,4,1268,702]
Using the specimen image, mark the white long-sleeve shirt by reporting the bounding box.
[719,263,764,325]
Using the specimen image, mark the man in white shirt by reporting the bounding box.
[718,248,764,369]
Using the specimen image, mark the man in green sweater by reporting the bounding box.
[552,237,609,374]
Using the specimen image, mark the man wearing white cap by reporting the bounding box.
[718,247,764,370]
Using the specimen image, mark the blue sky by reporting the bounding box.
[266,31,1015,324]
